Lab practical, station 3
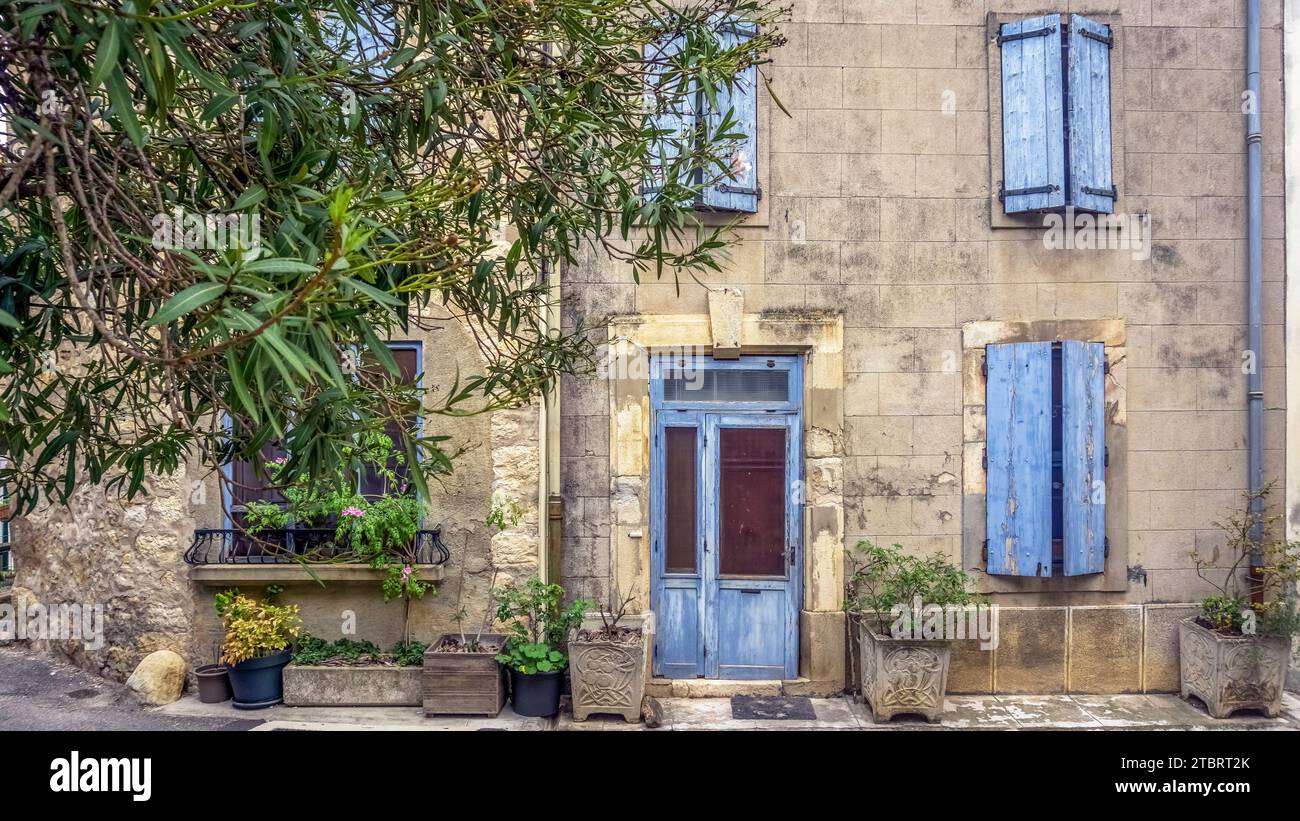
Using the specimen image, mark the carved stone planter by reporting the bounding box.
[1178,618,1289,719]
[859,622,951,724]
[569,612,653,723]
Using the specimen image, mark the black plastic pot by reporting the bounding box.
[195,663,233,704]
[228,649,292,709]
[509,667,565,717]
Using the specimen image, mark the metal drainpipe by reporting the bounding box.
[1246,0,1265,601]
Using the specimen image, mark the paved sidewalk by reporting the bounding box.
[154,691,1300,731]
[7,646,1300,731]
[558,693,1300,731]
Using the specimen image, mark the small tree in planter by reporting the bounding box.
[569,588,648,723]
[216,586,302,710]
[1180,486,1300,719]
[423,499,517,717]
[494,577,590,718]
[844,541,980,724]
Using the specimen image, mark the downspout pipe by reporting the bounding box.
[1246,0,1266,597]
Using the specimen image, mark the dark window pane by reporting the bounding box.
[664,427,697,574]
[719,427,786,577]
[361,345,420,498]
[662,367,789,403]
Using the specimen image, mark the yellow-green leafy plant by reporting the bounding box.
[215,589,303,667]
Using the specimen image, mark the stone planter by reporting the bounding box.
[569,612,653,723]
[283,665,422,707]
[858,621,951,724]
[1178,617,1289,719]
[422,633,507,716]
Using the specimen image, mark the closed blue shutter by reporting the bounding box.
[999,14,1065,214]
[644,34,696,203]
[700,21,759,213]
[1067,15,1115,214]
[985,342,1053,577]
[1061,341,1106,575]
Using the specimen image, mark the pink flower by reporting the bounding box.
[399,483,408,493]
[273,456,286,465]
[401,564,413,583]
[341,506,365,518]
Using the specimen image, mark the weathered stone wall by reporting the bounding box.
[559,0,1289,691]
[11,468,199,681]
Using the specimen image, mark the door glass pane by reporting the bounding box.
[719,427,786,577]
[662,367,789,403]
[664,427,697,573]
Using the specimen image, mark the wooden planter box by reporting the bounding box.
[422,633,507,716]
[859,621,951,724]
[1178,617,1289,719]
[283,665,422,707]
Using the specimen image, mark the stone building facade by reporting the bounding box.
[8,0,1298,698]
[559,0,1294,696]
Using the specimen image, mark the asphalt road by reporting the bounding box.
[0,645,261,731]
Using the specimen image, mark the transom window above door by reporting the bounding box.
[652,354,801,410]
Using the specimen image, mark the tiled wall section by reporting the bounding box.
[946,603,1200,693]
[560,0,1286,611]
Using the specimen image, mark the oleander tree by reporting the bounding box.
[0,0,785,512]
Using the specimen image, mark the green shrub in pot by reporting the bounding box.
[843,541,980,723]
[1180,486,1300,718]
[493,577,589,717]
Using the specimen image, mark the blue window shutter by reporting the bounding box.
[1067,15,1115,214]
[1061,341,1107,575]
[644,34,697,203]
[700,21,759,213]
[985,342,1053,577]
[999,14,1065,214]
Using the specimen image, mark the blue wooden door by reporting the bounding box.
[651,357,802,680]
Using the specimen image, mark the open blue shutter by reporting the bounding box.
[1062,341,1106,575]
[700,21,759,213]
[1067,15,1115,214]
[985,342,1053,577]
[644,34,696,203]
[999,15,1065,214]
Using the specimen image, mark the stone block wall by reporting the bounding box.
[559,0,1288,689]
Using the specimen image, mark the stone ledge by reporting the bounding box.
[187,564,445,585]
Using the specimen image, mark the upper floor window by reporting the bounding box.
[984,341,1106,577]
[998,14,1114,215]
[644,21,760,214]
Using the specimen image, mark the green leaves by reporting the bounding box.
[146,281,228,326]
[0,0,780,514]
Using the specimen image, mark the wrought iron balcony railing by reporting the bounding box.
[184,527,450,566]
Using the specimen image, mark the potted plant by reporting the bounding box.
[569,588,651,723]
[494,577,589,718]
[1180,486,1300,719]
[195,641,232,704]
[284,635,428,707]
[844,540,980,724]
[216,586,302,709]
[423,500,520,716]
